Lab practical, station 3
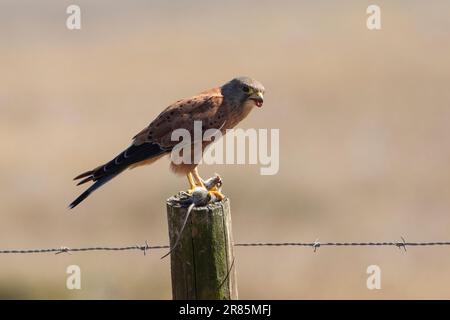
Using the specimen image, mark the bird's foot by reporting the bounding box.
[186,173,225,202]
[208,190,225,201]
[187,171,206,194]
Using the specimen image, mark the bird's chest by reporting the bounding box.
[222,102,254,131]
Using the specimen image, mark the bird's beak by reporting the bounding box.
[249,91,264,108]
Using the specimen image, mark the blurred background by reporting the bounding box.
[1,0,450,299]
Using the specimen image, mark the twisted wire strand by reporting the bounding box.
[1,239,450,255]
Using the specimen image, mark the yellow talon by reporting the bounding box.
[192,168,206,189]
[187,172,196,191]
[187,170,225,201]
[209,190,225,201]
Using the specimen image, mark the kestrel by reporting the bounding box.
[69,77,265,209]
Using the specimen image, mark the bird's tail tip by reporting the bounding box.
[69,173,118,210]
[68,193,89,210]
[73,170,93,181]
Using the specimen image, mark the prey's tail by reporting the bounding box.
[69,142,167,209]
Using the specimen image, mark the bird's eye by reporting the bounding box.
[242,86,250,93]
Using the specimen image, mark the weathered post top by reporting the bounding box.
[166,193,237,300]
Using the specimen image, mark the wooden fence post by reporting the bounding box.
[166,194,238,300]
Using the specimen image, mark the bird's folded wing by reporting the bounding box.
[133,89,227,148]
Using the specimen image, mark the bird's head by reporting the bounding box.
[221,76,265,108]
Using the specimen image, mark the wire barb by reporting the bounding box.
[142,240,150,256]
[55,246,71,255]
[396,236,407,252]
[313,239,321,252]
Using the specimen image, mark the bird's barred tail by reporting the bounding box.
[69,174,117,209]
[69,142,168,209]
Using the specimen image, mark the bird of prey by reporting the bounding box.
[69,76,265,209]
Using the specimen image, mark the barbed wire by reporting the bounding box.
[1,237,450,255]
[0,241,168,255]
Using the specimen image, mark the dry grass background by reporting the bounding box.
[0,0,450,299]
